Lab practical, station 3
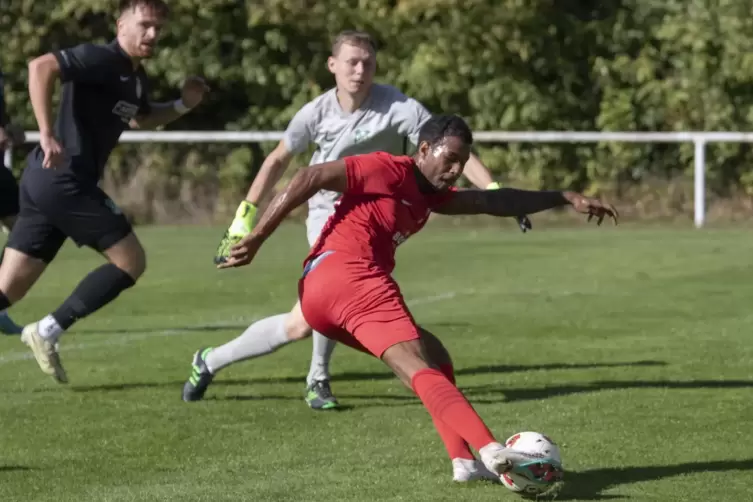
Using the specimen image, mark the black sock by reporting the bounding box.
[0,291,10,311]
[52,264,136,330]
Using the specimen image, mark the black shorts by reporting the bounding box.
[0,165,20,218]
[6,166,132,263]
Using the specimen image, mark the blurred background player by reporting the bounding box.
[0,0,208,382]
[200,115,612,482]
[0,67,25,334]
[209,30,531,410]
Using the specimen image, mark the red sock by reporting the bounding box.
[411,368,495,453]
[433,363,474,459]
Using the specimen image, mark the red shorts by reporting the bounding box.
[298,251,420,358]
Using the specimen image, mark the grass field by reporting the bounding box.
[1,222,752,501]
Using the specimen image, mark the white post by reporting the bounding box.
[694,138,706,228]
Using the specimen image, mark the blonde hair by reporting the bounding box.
[331,31,377,56]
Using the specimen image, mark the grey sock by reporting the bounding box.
[205,314,290,373]
[306,330,337,386]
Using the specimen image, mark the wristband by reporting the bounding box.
[173,99,191,114]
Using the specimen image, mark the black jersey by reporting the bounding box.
[27,39,151,182]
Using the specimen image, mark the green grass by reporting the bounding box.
[1,222,752,501]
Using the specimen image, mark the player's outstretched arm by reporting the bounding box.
[462,153,533,232]
[434,188,619,225]
[462,154,496,188]
[129,77,209,129]
[216,159,348,269]
[212,141,296,264]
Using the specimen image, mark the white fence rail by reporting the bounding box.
[6,130,753,228]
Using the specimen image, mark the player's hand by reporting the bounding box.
[181,76,210,108]
[564,191,619,225]
[213,201,257,265]
[0,126,8,150]
[40,132,64,169]
[216,234,263,269]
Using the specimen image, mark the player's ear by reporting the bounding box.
[327,56,336,74]
[416,141,430,162]
[116,12,126,32]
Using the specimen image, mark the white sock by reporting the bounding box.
[205,314,291,374]
[306,331,336,386]
[38,314,64,343]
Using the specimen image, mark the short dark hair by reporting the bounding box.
[417,115,473,147]
[332,31,377,56]
[118,0,169,17]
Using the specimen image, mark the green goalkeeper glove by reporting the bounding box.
[214,200,257,264]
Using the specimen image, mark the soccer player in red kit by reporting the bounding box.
[216,114,617,483]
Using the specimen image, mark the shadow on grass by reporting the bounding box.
[66,360,666,395]
[0,466,33,472]
[558,459,753,500]
[463,379,753,403]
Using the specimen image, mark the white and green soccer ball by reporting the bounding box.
[501,431,564,497]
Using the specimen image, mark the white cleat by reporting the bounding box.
[21,323,67,384]
[452,458,500,483]
[479,442,546,477]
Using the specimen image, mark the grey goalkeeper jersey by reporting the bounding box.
[282,83,432,214]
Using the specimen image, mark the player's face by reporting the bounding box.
[416,136,471,191]
[117,5,166,59]
[328,43,376,96]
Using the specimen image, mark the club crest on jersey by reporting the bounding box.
[353,128,370,144]
[392,231,409,247]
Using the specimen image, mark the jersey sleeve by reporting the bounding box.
[395,98,432,147]
[345,152,405,196]
[282,101,317,154]
[54,44,113,84]
[427,186,458,210]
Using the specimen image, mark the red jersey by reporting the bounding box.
[305,152,455,273]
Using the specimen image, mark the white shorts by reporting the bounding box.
[305,208,334,247]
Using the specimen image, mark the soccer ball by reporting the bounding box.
[500,431,564,497]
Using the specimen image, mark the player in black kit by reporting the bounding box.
[0,0,209,382]
[0,67,26,334]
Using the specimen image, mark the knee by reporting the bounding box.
[0,249,46,303]
[107,240,146,281]
[419,327,452,367]
[382,340,431,389]
[284,313,313,340]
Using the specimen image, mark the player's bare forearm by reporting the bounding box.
[251,160,347,242]
[245,143,294,205]
[435,188,571,216]
[27,55,60,134]
[461,153,495,189]
[129,102,183,130]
